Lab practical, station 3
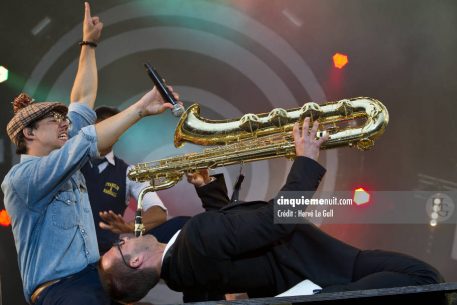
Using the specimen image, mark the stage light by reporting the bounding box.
[333,53,348,69]
[353,187,370,205]
[0,66,8,83]
[0,209,11,227]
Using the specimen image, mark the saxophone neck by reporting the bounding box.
[134,185,159,236]
[134,209,144,237]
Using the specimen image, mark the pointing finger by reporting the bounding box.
[84,2,91,21]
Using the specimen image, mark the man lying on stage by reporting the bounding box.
[99,118,443,304]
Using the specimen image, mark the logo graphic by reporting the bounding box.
[426,193,455,225]
[103,182,120,198]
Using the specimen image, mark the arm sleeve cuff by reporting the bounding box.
[281,156,326,192]
[80,125,100,158]
[68,103,97,124]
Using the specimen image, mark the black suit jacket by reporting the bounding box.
[161,157,360,299]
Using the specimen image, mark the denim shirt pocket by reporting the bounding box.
[75,173,91,214]
[52,186,78,229]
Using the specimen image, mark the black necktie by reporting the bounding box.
[91,157,107,168]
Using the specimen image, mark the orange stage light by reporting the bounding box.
[0,209,11,226]
[333,53,349,69]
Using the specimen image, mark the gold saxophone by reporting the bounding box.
[130,97,388,236]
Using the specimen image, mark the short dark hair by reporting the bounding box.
[99,255,160,303]
[15,121,38,155]
[95,106,120,123]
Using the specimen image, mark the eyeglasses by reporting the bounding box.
[44,111,72,127]
[113,238,137,269]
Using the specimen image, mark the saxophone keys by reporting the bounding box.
[356,138,375,150]
[239,113,261,133]
[335,100,354,117]
[267,108,289,127]
[300,102,323,121]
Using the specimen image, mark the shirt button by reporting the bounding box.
[81,229,85,233]
[85,251,89,255]
[66,200,71,204]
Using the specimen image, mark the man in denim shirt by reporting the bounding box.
[2,3,179,305]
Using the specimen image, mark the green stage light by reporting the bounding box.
[0,66,8,83]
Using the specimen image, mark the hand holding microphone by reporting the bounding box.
[144,63,184,117]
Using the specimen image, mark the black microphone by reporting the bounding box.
[144,63,184,117]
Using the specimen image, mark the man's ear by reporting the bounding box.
[22,128,35,140]
[130,255,144,268]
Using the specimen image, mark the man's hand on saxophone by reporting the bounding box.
[185,118,329,189]
[186,169,213,187]
[293,117,329,161]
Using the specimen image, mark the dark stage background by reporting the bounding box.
[1,0,456,304]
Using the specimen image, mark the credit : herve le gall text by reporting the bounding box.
[276,208,334,218]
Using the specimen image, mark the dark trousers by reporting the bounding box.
[321,249,444,293]
[34,264,110,305]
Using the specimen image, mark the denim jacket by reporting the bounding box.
[2,103,100,302]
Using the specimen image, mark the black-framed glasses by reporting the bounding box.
[113,238,137,269]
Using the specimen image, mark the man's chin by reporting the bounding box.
[141,235,158,243]
[141,235,154,240]
[51,139,67,151]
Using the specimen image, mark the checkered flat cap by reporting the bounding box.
[7,93,68,145]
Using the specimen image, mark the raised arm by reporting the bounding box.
[15,86,175,205]
[187,170,231,211]
[70,2,103,107]
[190,118,329,257]
[280,118,329,191]
[95,87,173,155]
